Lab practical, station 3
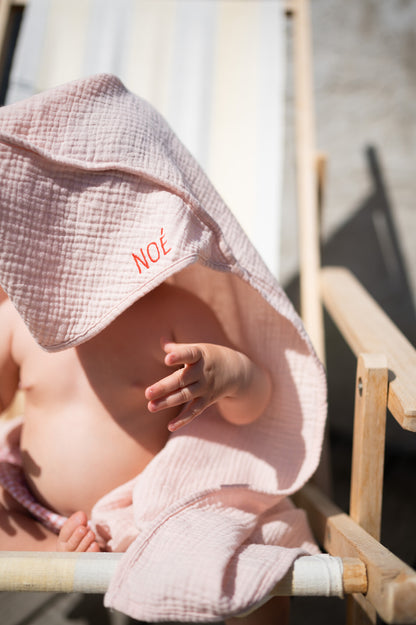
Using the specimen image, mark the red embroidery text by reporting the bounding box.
[132,228,172,274]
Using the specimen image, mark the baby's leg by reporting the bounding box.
[57,511,100,552]
[0,485,58,550]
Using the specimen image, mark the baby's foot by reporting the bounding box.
[57,510,100,552]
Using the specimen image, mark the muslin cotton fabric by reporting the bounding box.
[0,74,326,621]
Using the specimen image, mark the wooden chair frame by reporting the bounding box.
[294,267,416,624]
[289,2,416,622]
[0,1,415,623]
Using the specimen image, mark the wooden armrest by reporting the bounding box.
[320,266,416,431]
[294,484,416,624]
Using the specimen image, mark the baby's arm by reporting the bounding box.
[0,293,20,414]
[146,339,271,431]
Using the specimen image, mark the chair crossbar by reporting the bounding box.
[0,552,365,597]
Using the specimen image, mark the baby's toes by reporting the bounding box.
[86,539,101,552]
[57,511,98,552]
[74,527,100,552]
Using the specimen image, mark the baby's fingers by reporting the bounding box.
[168,397,207,432]
[147,382,201,413]
[145,365,199,403]
[163,342,203,367]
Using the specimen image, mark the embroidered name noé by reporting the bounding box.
[132,228,172,274]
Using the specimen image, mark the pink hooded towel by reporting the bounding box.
[0,74,327,622]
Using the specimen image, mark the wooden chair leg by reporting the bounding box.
[347,353,388,625]
[347,595,377,625]
[350,353,388,540]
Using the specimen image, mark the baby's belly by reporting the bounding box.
[20,407,171,517]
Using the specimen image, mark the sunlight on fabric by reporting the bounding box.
[6,0,285,277]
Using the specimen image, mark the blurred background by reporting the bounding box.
[0,0,415,623]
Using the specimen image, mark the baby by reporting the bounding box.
[0,282,271,552]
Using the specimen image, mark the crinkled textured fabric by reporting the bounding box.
[0,74,326,621]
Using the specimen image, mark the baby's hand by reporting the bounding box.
[145,340,243,432]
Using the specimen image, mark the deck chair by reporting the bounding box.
[0,1,415,624]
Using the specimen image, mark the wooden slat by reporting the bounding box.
[350,353,388,541]
[0,0,13,53]
[321,266,416,430]
[0,0,26,56]
[294,483,416,624]
[348,354,388,625]
[292,0,325,362]
[347,593,377,625]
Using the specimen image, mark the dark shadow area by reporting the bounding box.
[66,594,130,624]
[286,145,416,451]
[322,146,416,452]
[67,595,112,624]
